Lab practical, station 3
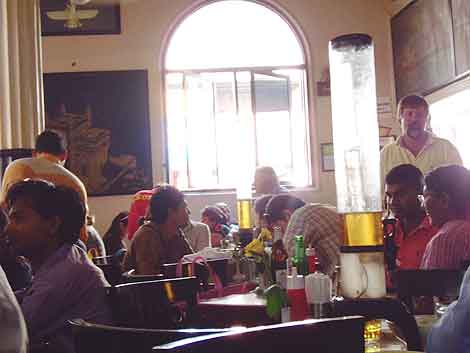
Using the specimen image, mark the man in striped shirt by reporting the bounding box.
[420,165,470,269]
[264,194,342,276]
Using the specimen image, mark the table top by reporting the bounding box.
[199,292,266,307]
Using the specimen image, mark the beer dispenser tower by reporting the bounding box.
[328,33,385,299]
[327,33,423,351]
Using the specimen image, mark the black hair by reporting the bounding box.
[254,194,273,216]
[149,185,185,224]
[201,206,228,225]
[104,211,129,240]
[397,94,429,119]
[5,179,85,244]
[35,130,67,156]
[425,165,470,219]
[265,194,306,223]
[385,164,424,194]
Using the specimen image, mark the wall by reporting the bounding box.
[42,0,396,234]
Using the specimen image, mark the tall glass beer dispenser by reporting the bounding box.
[328,33,385,298]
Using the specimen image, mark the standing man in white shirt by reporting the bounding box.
[381,94,462,184]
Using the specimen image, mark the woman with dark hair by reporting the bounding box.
[103,211,129,256]
[201,205,230,247]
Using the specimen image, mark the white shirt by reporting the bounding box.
[0,265,27,353]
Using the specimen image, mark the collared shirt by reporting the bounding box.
[124,221,193,275]
[183,220,211,251]
[283,204,342,276]
[0,265,27,353]
[380,134,462,185]
[19,244,111,352]
[394,215,438,269]
[427,266,470,353]
[0,156,89,242]
[420,220,470,270]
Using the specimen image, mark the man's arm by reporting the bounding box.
[427,269,470,353]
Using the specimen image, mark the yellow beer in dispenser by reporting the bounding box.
[237,199,253,230]
[343,212,383,247]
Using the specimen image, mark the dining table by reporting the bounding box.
[194,291,426,352]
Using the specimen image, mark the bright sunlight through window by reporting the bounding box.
[165,0,311,190]
[430,89,470,168]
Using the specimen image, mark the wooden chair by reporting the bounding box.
[395,269,464,314]
[0,148,33,179]
[69,318,230,353]
[122,269,164,283]
[92,251,127,285]
[152,316,365,353]
[162,258,229,289]
[109,276,200,329]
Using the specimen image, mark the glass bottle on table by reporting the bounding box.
[271,226,288,288]
[293,235,308,275]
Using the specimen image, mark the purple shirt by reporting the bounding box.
[19,244,112,352]
[420,220,470,270]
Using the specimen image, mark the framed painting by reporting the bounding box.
[391,0,455,99]
[40,0,121,36]
[43,70,153,196]
[451,0,470,76]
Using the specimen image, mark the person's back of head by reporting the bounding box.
[254,166,281,195]
[385,164,424,194]
[35,130,67,157]
[6,179,85,245]
[424,165,470,220]
[265,194,306,224]
[149,184,185,225]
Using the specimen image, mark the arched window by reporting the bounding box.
[164,0,311,190]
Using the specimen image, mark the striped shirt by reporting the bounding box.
[283,204,342,276]
[420,220,470,270]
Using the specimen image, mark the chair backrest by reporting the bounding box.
[69,318,230,353]
[152,316,365,353]
[122,269,164,283]
[396,269,464,313]
[0,148,33,179]
[109,276,199,329]
[162,258,229,288]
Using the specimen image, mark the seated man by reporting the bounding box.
[385,164,437,270]
[264,194,341,276]
[253,166,287,196]
[421,165,470,269]
[124,185,193,274]
[4,180,112,353]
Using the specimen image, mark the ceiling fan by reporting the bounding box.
[46,0,99,29]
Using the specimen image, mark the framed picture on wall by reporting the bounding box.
[43,70,153,196]
[40,0,121,36]
[321,143,335,172]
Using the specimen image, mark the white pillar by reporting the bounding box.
[0,0,44,149]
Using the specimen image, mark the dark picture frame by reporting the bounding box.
[43,70,153,196]
[320,143,334,172]
[40,0,121,36]
[391,0,455,99]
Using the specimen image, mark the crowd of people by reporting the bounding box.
[0,93,469,352]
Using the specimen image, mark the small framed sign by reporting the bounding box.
[321,143,335,172]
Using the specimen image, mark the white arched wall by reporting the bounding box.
[42,0,396,234]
